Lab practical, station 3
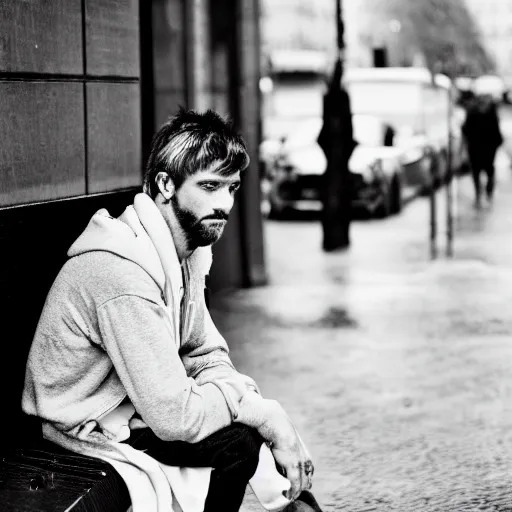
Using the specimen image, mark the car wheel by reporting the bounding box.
[268,200,289,220]
[267,205,281,220]
[375,185,392,219]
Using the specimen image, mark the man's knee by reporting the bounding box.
[224,424,264,475]
[231,424,264,457]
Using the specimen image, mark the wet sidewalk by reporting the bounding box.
[212,150,512,511]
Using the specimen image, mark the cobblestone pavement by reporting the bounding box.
[211,148,512,511]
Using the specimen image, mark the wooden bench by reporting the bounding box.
[0,190,140,511]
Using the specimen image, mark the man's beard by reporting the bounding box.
[171,195,227,248]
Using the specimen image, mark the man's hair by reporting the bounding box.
[143,107,250,197]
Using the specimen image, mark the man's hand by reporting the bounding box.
[258,400,314,501]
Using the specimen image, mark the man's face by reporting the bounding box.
[171,166,241,248]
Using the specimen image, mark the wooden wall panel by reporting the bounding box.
[211,43,231,117]
[87,83,142,193]
[0,1,83,74]
[85,0,140,77]
[208,0,267,291]
[211,92,230,118]
[152,0,187,91]
[185,0,212,110]
[152,0,188,133]
[210,199,245,292]
[0,82,85,207]
[154,90,187,128]
[233,0,267,286]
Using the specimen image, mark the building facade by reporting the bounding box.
[0,0,266,294]
[260,0,420,73]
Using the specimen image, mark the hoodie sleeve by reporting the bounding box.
[97,294,233,443]
[181,299,261,419]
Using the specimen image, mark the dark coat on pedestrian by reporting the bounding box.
[462,95,503,160]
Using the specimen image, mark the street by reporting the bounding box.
[212,148,512,511]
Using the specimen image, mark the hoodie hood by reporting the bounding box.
[67,194,214,302]
[68,206,167,292]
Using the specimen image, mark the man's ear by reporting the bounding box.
[155,172,175,200]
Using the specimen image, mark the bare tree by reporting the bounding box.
[387,0,493,77]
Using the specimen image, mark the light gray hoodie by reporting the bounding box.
[22,194,258,444]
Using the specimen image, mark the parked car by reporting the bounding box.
[344,67,468,188]
[264,114,414,219]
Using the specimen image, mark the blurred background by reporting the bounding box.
[259,0,512,222]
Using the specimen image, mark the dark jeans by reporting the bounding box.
[125,424,264,512]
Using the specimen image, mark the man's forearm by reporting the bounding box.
[235,392,301,458]
[234,391,287,444]
[234,391,269,428]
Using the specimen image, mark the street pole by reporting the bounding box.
[430,161,437,259]
[446,84,454,257]
[319,0,354,251]
[337,0,344,58]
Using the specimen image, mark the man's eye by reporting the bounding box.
[229,184,240,194]
[201,183,218,191]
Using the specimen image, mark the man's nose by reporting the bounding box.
[215,187,235,214]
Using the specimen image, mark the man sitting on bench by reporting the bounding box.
[22,108,324,512]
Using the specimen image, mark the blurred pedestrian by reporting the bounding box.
[317,58,357,251]
[462,93,503,207]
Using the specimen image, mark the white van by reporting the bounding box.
[343,67,465,191]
